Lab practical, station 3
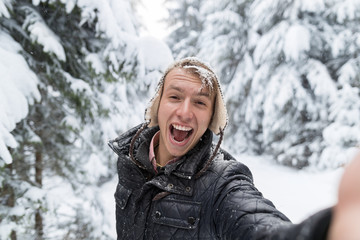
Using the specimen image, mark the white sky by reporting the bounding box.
[138,0,169,40]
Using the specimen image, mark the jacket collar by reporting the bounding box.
[109,123,214,179]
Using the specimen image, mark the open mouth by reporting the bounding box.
[170,124,193,143]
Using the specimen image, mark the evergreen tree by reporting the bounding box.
[166,0,204,58]
[0,0,172,239]
[197,0,251,84]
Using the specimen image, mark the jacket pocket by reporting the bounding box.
[152,198,201,229]
[114,183,132,210]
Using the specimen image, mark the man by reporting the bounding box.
[109,57,360,239]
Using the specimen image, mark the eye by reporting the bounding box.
[196,100,206,106]
[169,95,179,100]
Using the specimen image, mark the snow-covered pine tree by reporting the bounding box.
[166,0,360,169]
[166,0,204,58]
[316,0,360,168]
[0,1,117,238]
[197,0,251,84]
[0,0,172,239]
[166,0,251,83]
[227,0,360,168]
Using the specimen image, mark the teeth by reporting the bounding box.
[172,124,192,131]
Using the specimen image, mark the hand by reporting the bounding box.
[328,152,360,240]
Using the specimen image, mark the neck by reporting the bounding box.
[156,141,173,167]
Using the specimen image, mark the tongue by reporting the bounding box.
[173,129,189,142]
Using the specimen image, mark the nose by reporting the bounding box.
[176,99,193,121]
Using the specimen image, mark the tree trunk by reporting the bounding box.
[35,150,43,186]
[35,210,43,239]
[10,230,17,240]
[35,149,44,239]
[2,162,17,240]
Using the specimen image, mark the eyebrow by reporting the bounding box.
[168,85,211,98]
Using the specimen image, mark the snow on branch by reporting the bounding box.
[0,32,40,165]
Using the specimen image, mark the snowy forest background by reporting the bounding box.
[1,0,360,239]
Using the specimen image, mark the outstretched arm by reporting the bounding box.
[213,161,331,240]
[328,152,360,240]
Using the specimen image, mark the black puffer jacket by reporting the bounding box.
[108,124,332,240]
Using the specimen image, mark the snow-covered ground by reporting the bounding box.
[100,154,344,238]
[238,154,343,223]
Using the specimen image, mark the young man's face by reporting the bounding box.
[157,67,215,163]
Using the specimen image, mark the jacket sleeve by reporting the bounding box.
[213,161,332,240]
